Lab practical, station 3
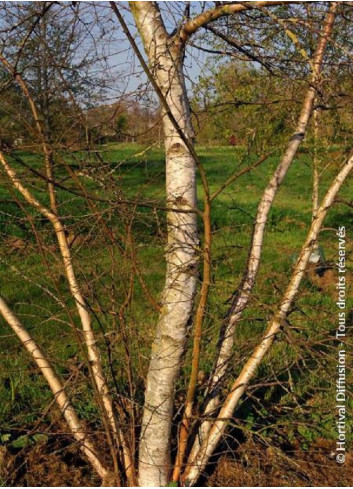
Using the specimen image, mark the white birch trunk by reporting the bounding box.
[185,153,353,485]
[130,2,198,486]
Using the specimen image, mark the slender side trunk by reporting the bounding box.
[310,104,320,261]
[0,55,57,214]
[0,53,135,482]
[172,200,211,483]
[185,153,353,485]
[312,106,320,221]
[0,296,108,480]
[188,3,337,462]
[130,3,198,486]
[38,18,58,214]
[0,152,135,485]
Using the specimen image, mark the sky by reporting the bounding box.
[97,2,210,103]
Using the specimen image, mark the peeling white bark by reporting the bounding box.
[130,2,198,486]
[185,153,353,485]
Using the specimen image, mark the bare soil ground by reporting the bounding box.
[1,435,351,486]
[208,438,352,487]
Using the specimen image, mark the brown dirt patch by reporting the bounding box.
[3,432,351,486]
[4,236,29,254]
[2,436,102,487]
[306,262,337,292]
[208,438,352,487]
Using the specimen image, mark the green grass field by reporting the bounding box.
[0,143,352,453]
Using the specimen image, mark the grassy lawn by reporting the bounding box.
[0,143,352,450]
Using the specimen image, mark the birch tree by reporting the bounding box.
[0,2,351,487]
[121,2,343,485]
